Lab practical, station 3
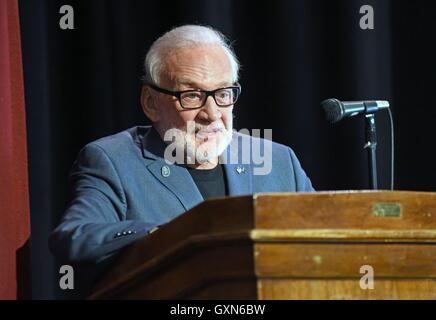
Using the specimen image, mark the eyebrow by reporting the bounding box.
[176,80,233,90]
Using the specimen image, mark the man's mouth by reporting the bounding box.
[195,127,223,141]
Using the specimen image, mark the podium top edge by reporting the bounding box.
[252,190,436,198]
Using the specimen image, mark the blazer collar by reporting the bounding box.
[140,126,168,160]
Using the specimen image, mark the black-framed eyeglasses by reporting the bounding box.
[147,83,241,110]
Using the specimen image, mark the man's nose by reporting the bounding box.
[198,95,222,122]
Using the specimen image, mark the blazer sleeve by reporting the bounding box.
[49,143,157,264]
[288,147,315,192]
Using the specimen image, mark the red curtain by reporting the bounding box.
[0,0,31,299]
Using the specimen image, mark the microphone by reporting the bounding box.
[321,98,390,123]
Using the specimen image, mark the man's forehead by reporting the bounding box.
[161,44,233,88]
[163,45,230,69]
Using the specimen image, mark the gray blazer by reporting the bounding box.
[49,126,314,264]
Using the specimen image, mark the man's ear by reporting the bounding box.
[141,86,160,122]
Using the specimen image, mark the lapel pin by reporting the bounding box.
[161,165,171,177]
[236,165,246,174]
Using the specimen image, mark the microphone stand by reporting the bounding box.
[364,113,378,189]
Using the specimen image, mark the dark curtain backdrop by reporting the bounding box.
[19,0,436,299]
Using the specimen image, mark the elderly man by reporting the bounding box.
[50,25,313,271]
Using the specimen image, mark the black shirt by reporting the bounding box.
[187,164,228,200]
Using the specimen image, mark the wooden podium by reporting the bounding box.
[90,191,436,299]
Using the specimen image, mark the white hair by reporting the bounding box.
[144,25,240,85]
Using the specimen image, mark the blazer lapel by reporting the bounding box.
[146,160,203,210]
[221,134,253,196]
[140,127,203,210]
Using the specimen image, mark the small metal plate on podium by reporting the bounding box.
[373,203,402,218]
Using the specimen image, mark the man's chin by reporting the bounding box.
[194,143,218,158]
